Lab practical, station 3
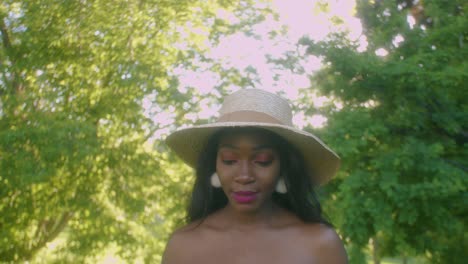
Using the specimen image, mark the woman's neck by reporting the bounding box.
[221,201,282,230]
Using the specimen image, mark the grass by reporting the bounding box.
[367,256,428,264]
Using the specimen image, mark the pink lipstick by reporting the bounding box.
[232,191,258,204]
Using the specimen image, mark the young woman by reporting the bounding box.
[163,89,347,263]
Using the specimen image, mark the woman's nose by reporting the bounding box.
[235,160,254,184]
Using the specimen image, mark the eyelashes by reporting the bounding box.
[252,154,275,166]
[220,152,276,166]
[222,160,237,165]
[254,160,274,166]
[221,159,274,166]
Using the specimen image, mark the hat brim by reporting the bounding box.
[165,122,340,185]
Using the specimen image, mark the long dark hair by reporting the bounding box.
[186,127,330,226]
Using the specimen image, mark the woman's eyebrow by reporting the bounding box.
[218,144,238,149]
[253,145,274,150]
[218,144,273,150]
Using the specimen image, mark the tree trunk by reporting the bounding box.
[372,238,380,264]
[402,255,408,264]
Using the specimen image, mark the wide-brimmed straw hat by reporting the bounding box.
[165,89,340,185]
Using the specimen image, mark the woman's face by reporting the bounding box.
[216,129,281,213]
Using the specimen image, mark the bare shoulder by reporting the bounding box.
[300,223,348,264]
[162,221,203,264]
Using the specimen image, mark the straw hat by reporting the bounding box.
[165,89,340,185]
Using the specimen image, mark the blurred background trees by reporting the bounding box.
[0,0,270,262]
[0,0,466,263]
[297,1,467,263]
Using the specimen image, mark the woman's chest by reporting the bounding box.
[188,232,316,264]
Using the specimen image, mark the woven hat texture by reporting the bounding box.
[165,89,340,184]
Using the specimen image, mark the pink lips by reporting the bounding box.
[232,191,258,204]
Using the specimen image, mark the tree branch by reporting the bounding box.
[0,17,12,50]
[0,17,23,96]
[27,212,74,261]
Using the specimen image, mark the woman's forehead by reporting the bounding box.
[217,128,277,148]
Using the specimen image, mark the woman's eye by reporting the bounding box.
[254,153,275,166]
[222,160,237,165]
[255,160,273,166]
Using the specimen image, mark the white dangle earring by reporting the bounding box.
[210,172,221,188]
[275,177,287,194]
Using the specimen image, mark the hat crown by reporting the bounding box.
[219,89,293,126]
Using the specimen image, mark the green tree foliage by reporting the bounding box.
[299,0,467,263]
[0,0,269,262]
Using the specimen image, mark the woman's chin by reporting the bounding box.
[227,197,274,214]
